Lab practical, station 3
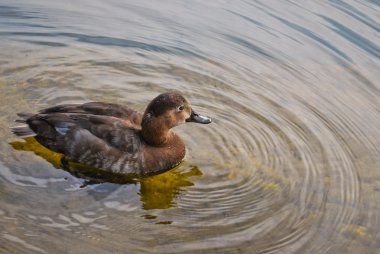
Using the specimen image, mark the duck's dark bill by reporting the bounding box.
[186,111,212,124]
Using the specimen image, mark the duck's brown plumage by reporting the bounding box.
[12,93,211,176]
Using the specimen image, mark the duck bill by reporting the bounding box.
[186,110,212,124]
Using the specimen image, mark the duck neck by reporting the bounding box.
[141,117,171,146]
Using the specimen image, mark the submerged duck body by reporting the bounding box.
[12,93,211,176]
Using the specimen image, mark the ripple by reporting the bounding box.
[1,0,380,253]
[0,162,66,187]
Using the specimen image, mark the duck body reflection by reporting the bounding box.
[10,137,203,210]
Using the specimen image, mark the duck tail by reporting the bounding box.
[15,112,34,123]
[11,125,36,138]
[12,112,36,137]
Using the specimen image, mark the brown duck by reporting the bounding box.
[12,92,211,176]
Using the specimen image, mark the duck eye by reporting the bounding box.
[177,105,184,112]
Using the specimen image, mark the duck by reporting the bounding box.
[12,92,211,176]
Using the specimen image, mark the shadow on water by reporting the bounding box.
[9,137,202,210]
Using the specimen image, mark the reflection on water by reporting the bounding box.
[10,137,201,210]
[140,166,202,210]
[10,137,63,169]
[1,0,380,253]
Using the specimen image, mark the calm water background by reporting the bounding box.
[1,0,380,253]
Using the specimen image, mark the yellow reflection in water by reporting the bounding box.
[10,137,63,168]
[10,137,202,210]
[140,165,202,210]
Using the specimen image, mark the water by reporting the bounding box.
[1,0,380,253]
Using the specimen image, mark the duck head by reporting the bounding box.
[141,92,211,146]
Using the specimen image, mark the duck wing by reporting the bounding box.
[38,102,142,127]
[27,113,143,154]
[23,113,145,173]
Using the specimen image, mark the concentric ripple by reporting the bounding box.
[1,0,380,253]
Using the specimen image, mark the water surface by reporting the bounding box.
[1,0,380,253]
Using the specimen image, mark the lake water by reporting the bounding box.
[1,0,380,253]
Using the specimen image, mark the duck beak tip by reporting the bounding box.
[186,110,212,124]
